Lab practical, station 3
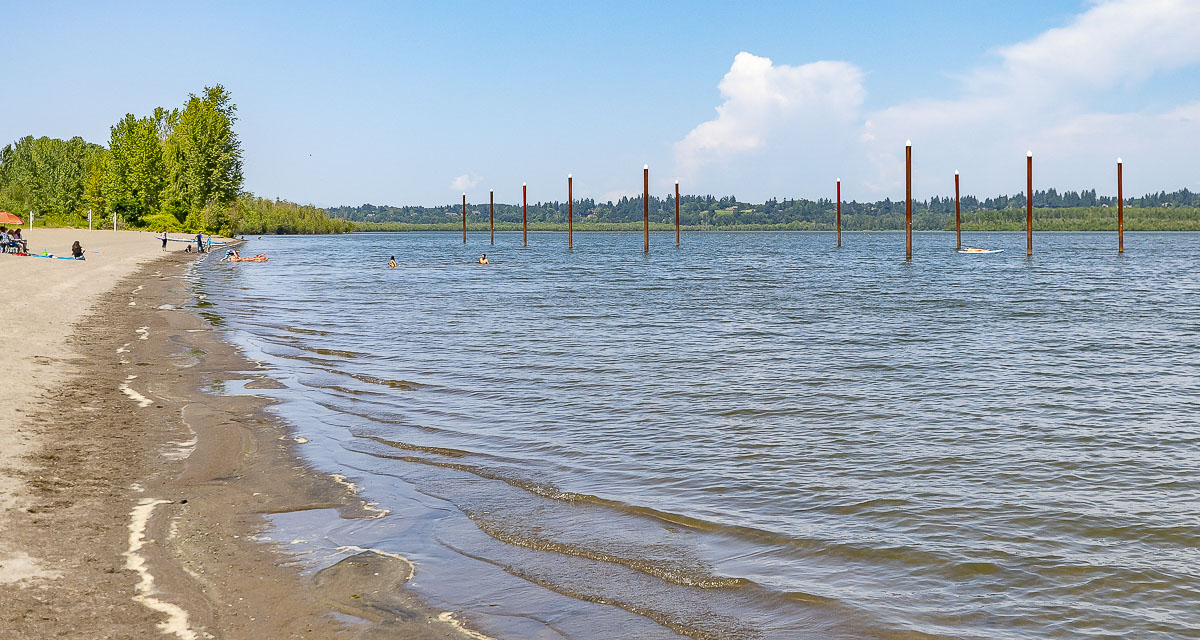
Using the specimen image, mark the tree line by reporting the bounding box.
[0,86,348,236]
[331,188,1200,232]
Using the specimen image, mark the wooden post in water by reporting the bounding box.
[675,179,680,247]
[643,164,649,253]
[1026,151,1033,256]
[489,189,494,245]
[568,174,573,249]
[905,140,912,260]
[836,178,842,247]
[461,193,467,244]
[1117,157,1124,253]
[522,182,528,247]
[954,170,961,251]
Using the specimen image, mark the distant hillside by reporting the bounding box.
[332,189,1200,231]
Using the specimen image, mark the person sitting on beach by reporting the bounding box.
[388,256,396,269]
[478,253,489,264]
[8,228,27,253]
[71,240,85,260]
[184,243,193,253]
[0,227,10,252]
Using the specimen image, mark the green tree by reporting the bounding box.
[162,85,244,221]
[0,135,105,224]
[103,113,166,226]
[81,152,108,222]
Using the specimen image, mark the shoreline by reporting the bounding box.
[0,246,485,638]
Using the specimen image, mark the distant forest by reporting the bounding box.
[335,188,1200,232]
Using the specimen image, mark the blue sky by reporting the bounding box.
[3,1,1198,206]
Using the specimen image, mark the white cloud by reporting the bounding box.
[675,0,1200,200]
[974,0,1200,97]
[864,0,1200,196]
[674,52,865,192]
[450,173,482,191]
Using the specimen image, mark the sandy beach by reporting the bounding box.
[2,227,181,574]
[0,229,482,639]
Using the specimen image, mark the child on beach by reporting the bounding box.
[160,230,168,250]
[71,241,85,260]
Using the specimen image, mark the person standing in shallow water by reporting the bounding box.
[388,256,396,269]
[478,253,489,264]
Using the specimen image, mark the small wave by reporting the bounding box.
[438,540,757,640]
[364,435,472,459]
[347,372,423,390]
[468,517,750,590]
[311,347,364,358]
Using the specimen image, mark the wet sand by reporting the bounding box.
[1,234,482,639]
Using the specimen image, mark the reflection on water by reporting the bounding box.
[203,231,1200,639]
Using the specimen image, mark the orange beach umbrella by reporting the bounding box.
[0,211,23,225]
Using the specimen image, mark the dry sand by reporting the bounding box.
[0,231,483,639]
[1,228,190,581]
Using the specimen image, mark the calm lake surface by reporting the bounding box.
[200,231,1200,639]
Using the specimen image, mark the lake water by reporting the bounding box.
[199,231,1200,639]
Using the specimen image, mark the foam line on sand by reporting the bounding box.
[120,375,154,408]
[124,498,197,640]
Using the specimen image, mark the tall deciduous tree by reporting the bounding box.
[103,113,166,226]
[162,85,244,226]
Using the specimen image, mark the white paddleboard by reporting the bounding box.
[958,248,1004,254]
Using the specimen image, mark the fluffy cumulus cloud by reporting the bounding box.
[675,52,865,195]
[450,173,482,192]
[676,0,1200,199]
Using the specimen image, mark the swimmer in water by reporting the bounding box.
[388,256,396,269]
[478,253,489,264]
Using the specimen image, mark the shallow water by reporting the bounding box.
[202,231,1200,639]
